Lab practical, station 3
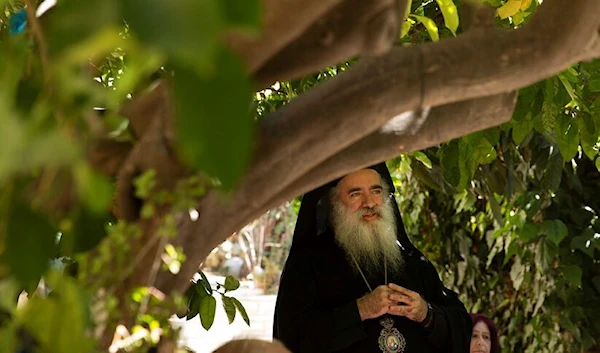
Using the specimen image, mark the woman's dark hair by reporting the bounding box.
[470,313,500,353]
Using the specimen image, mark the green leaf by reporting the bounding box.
[0,279,18,314]
[221,296,236,324]
[400,1,413,37]
[60,207,110,254]
[596,157,600,173]
[199,295,217,330]
[4,202,57,288]
[518,223,539,243]
[74,164,113,214]
[411,15,439,42]
[231,297,250,326]
[560,265,582,286]
[541,152,563,191]
[221,0,260,31]
[173,51,253,189]
[534,238,556,271]
[186,291,200,320]
[512,114,535,145]
[412,152,432,169]
[435,0,459,35]
[42,0,121,57]
[570,230,595,258]
[0,324,16,353]
[123,0,221,73]
[509,257,525,290]
[18,274,94,353]
[497,0,521,19]
[472,138,497,165]
[440,141,460,187]
[592,276,600,294]
[555,114,579,161]
[541,219,568,246]
[580,113,598,160]
[224,275,240,292]
[197,271,213,295]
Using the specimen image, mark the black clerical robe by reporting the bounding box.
[273,230,471,353]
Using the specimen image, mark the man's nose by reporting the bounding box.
[362,193,375,208]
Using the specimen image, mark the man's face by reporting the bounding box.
[337,169,384,222]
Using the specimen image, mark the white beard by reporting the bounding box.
[330,198,404,275]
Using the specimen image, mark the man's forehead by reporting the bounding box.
[338,169,382,188]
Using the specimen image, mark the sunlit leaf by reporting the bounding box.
[221,296,236,324]
[435,0,459,35]
[472,138,497,165]
[224,275,240,292]
[199,295,216,330]
[400,0,413,38]
[497,0,521,19]
[411,15,439,42]
[412,152,432,169]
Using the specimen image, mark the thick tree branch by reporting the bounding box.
[253,0,408,87]
[154,0,600,293]
[263,92,517,211]
[226,0,344,73]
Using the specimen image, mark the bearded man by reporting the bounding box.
[273,164,471,353]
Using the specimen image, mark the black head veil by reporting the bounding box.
[287,162,418,256]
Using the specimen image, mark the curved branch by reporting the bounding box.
[158,0,600,293]
[226,0,345,73]
[253,0,408,87]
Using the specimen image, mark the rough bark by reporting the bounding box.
[253,0,408,87]
[154,0,600,294]
[226,0,345,73]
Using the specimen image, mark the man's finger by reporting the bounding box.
[388,304,410,317]
[388,283,416,297]
[389,293,413,304]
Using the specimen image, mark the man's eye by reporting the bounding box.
[372,189,382,194]
[350,192,360,198]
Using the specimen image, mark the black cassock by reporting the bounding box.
[273,163,471,353]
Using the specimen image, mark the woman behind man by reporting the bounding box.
[470,314,500,353]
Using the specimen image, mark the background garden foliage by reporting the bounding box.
[0,0,599,352]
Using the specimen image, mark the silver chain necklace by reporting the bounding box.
[349,255,406,353]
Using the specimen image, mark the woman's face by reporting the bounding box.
[470,321,492,353]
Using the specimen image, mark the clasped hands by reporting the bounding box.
[356,283,428,323]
